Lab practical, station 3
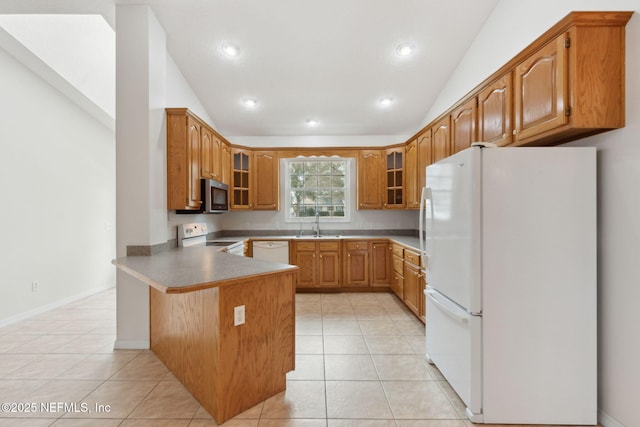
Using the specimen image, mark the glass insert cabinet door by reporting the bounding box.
[232,150,251,208]
[386,149,403,208]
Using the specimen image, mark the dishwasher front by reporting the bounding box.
[252,241,290,264]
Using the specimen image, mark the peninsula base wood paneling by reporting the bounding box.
[150,270,296,424]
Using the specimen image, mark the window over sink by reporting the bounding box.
[284,157,352,222]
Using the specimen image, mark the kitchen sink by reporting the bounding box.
[295,235,342,239]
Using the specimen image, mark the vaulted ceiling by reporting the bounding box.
[0,0,500,137]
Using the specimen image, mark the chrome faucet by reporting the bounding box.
[314,212,321,237]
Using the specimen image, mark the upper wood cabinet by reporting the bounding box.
[357,150,384,209]
[514,34,568,143]
[451,97,477,154]
[220,142,231,185]
[403,11,631,159]
[478,73,513,146]
[512,13,629,145]
[385,148,404,209]
[231,148,252,210]
[231,148,278,211]
[166,109,202,211]
[404,140,419,209]
[417,129,432,192]
[252,151,279,210]
[200,127,221,181]
[432,116,451,163]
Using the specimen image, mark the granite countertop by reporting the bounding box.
[113,246,297,294]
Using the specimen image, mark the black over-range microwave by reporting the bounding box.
[177,178,229,214]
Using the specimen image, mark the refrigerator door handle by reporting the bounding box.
[425,288,470,323]
[420,187,433,270]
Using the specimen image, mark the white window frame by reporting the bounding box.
[283,157,352,223]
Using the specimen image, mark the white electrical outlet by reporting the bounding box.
[234,305,245,326]
[31,281,39,292]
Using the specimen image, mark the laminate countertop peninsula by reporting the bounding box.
[113,247,298,424]
[112,246,298,293]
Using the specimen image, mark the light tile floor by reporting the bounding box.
[0,289,597,427]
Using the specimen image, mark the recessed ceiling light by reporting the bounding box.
[222,43,241,57]
[378,97,394,107]
[306,119,319,126]
[396,43,414,56]
[242,98,258,108]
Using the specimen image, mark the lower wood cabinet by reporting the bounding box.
[403,261,421,316]
[370,241,391,286]
[344,241,370,287]
[391,246,404,300]
[291,238,422,322]
[402,248,425,322]
[292,241,340,288]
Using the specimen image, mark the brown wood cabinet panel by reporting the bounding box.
[478,73,513,146]
[391,271,404,300]
[220,142,231,185]
[149,270,295,424]
[514,34,568,143]
[344,241,370,287]
[200,126,212,179]
[432,116,451,163]
[357,150,384,209]
[370,242,391,286]
[417,130,432,192]
[252,151,279,210]
[391,243,404,259]
[292,241,341,288]
[200,127,222,181]
[451,97,477,154]
[318,250,340,287]
[403,262,421,316]
[231,148,252,210]
[385,148,404,208]
[404,249,421,267]
[346,249,369,286]
[404,140,419,209]
[294,249,316,288]
[166,109,202,210]
[392,255,404,275]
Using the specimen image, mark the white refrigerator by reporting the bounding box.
[419,145,597,424]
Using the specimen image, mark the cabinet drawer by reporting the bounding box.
[392,255,404,274]
[404,249,421,266]
[391,244,404,258]
[319,241,339,251]
[346,241,368,251]
[295,242,316,251]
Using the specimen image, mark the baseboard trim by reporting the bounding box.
[599,409,625,427]
[114,339,150,350]
[0,284,115,327]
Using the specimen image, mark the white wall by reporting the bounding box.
[429,2,639,426]
[0,46,116,325]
